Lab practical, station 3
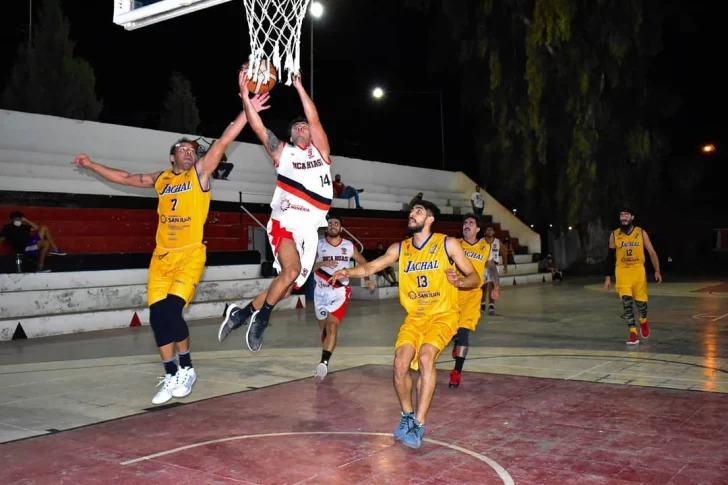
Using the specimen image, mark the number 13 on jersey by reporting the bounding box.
[417,275,428,288]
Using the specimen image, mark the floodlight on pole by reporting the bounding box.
[309,2,323,100]
[372,87,384,99]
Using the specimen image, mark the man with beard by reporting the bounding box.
[449,214,492,389]
[218,73,333,353]
[329,201,480,449]
[73,83,271,404]
[312,215,375,380]
[604,208,662,345]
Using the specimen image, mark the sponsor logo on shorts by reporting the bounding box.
[280,197,311,213]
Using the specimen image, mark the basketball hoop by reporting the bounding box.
[243,0,311,87]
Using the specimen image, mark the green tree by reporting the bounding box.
[407,0,678,260]
[0,0,103,120]
[159,73,201,134]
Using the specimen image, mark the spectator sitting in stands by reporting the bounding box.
[0,211,66,272]
[333,174,364,209]
[546,254,563,281]
[409,192,423,208]
[372,241,397,286]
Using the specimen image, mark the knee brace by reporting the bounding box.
[166,295,189,342]
[149,300,174,347]
[621,296,636,326]
[454,327,470,358]
[634,300,648,320]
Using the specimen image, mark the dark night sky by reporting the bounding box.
[1,0,723,180]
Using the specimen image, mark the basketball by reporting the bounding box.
[241,61,277,94]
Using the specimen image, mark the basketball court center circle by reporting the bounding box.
[120,430,515,484]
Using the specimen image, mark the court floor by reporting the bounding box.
[1,278,727,484]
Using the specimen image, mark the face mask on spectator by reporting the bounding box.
[13,220,21,227]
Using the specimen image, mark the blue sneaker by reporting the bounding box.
[393,412,414,440]
[402,422,425,449]
[246,310,269,352]
[218,304,247,343]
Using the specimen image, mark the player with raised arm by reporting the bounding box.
[330,201,481,449]
[312,215,375,380]
[604,208,662,344]
[218,71,333,353]
[73,80,270,404]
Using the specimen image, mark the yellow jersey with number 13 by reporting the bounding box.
[614,226,645,269]
[399,233,458,318]
[154,166,211,250]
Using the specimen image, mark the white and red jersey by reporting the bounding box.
[487,237,501,264]
[314,237,354,288]
[271,142,333,226]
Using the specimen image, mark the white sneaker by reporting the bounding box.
[314,362,328,380]
[172,366,197,398]
[152,373,178,404]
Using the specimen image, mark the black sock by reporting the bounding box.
[163,359,177,376]
[234,302,256,324]
[321,350,332,365]
[455,357,465,372]
[178,350,192,368]
[257,300,275,321]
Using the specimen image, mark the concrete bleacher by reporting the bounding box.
[0,109,551,339]
[0,264,304,340]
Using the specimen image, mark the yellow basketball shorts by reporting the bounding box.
[458,289,483,331]
[395,312,459,371]
[147,244,206,307]
[615,266,648,302]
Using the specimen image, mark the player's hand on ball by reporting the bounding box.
[445,269,460,287]
[655,272,662,284]
[73,154,92,168]
[321,260,338,269]
[250,93,271,113]
[366,280,376,292]
[238,70,250,96]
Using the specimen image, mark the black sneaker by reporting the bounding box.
[246,310,269,352]
[488,303,495,315]
[218,304,247,343]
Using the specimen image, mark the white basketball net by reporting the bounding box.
[243,0,311,86]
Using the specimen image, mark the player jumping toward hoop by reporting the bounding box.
[218,72,333,352]
[330,201,480,449]
[313,215,375,379]
[73,78,270,404]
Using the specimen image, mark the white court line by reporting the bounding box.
[120,431,515,485]
[565,360,616,380]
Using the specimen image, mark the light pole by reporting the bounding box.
[309,2,324,100]
[372,87,446,170]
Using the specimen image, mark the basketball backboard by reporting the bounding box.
[113,0,234,31]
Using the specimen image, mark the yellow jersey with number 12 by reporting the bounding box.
[154,166,211,250]
[399,233,458,318]
[614,226,645,269]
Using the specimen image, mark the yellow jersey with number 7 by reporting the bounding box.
[154,166,211,250]
[398,233,458,318]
